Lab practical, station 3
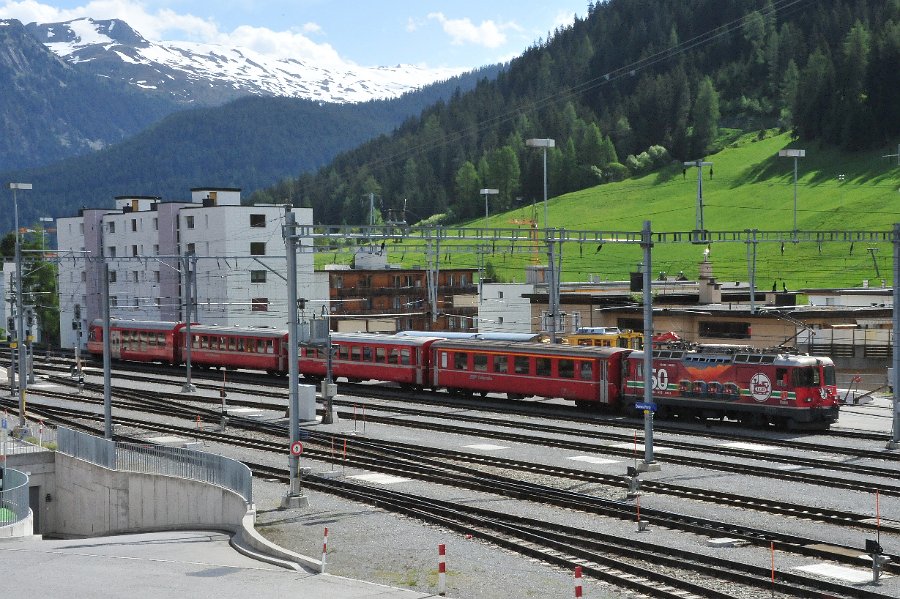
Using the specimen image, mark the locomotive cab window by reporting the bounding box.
[793,367,820,387]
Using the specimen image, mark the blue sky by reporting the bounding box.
[0,1,590,70]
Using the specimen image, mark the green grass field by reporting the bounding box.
[326,130,900,289]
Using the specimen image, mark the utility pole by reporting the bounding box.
[181,253,196,393]
[639,220,660,472]
[891,223,900,450]
[683,160,713,242]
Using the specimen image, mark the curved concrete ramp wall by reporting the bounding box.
[54,453,247,537]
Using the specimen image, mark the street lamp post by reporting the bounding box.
[526,138,555,229]
[479,188,499,219]
[9,182,32,428]
[778,149,806,238]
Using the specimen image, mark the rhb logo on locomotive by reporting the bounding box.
[749,373,772,402]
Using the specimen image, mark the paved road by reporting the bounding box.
[0,531,434,599]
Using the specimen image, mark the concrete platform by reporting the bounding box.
[0,531,433,599]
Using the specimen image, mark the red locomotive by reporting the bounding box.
[86,319,839,429]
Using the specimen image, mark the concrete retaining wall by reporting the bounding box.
[54,453,247,537]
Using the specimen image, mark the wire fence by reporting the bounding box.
[57,427,251,502]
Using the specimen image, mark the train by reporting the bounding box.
[87,318,840,430]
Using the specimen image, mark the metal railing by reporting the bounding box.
[57,427,251,503]
[0,468,29,526]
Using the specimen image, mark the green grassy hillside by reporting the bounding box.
[328,130,900,290]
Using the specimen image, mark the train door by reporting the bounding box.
[110,329,122,359]
[598,359,608,403]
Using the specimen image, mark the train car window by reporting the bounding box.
[376,347,386,362]
[228,337,236,351]
[338,345,349,360]
[363,347,373,361]
[400,349,411,365]
[473,354,488,372]
[351,346,361,361]
[493,355,508,373]
[237,339,244,351]
[389,348,400,364]
[220,337,228,350]
[266,340,274,354]
[633,362,643,377]
[535,358,551,377]
[454,352,468,370]
[775,368,788,387]
[558,359,575,378]
[514,356,530,374]
[578,362,593,380]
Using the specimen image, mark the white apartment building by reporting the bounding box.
[477,282,535,333]
[56,188,322,349]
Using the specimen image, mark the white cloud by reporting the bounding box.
[552,9,579,30]
[427,12,515,49]
[225,25,342,63]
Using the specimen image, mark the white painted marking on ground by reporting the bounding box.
[349,473,411,484]
[568,456,620,465]
[147,436,189,444]
[463,444,510,451]
[794,563,885,583]
[719,442,778,451]
[608,442,671,453]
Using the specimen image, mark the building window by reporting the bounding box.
[498,316,504,324]
[108,222,115,234]
[334,276,343,289]
[107,246,116,257]
[498,291,504,299]
[154,271,160,283]
[185,215,195,229]
[250,214,266,227]
[133,271,139,283]
[699,321,751,340]
[81,272,86,282]
[110,296,118,308]
[448,274,455,286]
[186,243,196,254]
[132,245,138,256]
[251,270,267,283]
[109,270,117,283]
[153,218,158,231]
[251,297,269,311]
[131,219,137,232]
[250,242,265,256]
[153,244,159,255]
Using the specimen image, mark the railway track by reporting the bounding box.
[8,389,900,582]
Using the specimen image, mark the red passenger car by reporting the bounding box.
[299,333,441,387]
[622,345,839,429]
[430,340,629,405]
[86,319,183,364]
[184,325,289,375]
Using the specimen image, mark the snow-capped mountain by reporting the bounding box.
[25,17,466,105]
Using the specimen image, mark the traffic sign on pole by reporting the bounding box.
[635,402,657,411]
[290,441,304,456]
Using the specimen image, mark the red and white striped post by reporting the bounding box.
[321,526,328,573]
[437,543,447,595]
[574,565,583,598]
